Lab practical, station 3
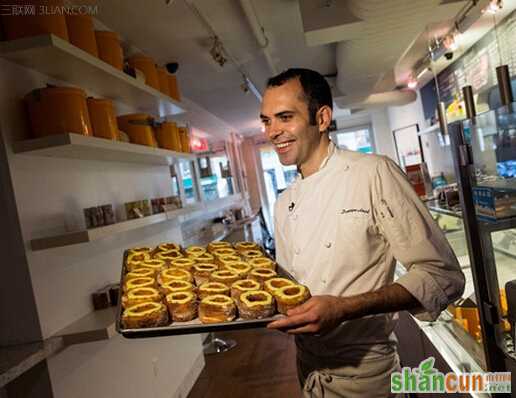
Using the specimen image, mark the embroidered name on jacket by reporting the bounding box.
[340,208,370,215]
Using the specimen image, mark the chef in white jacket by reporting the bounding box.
[261,68,465,398]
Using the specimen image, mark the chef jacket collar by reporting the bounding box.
[296,140,336,180]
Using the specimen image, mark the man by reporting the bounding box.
[261,68,465,397]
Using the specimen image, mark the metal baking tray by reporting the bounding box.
[116,250,296,338]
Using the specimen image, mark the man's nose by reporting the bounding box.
[267,121,281,141]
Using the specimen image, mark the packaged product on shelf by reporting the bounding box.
[178,127,191,153]
[94,30,124,70]
[155,121,182,151]
[1,0,69,41]
[24,86,93,138]
[157,67,171,96]
[117,113,158,147]
[473,183,516,221]
[87,98,119,140]
[125,200,151,220]
[127,54,160,90]
[65,14,98,57]
[101,204,116,225]
[168,73,181,101]
[165,196,182,210]
[84,207,96,229]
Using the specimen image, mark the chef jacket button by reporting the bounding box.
[322,279,327,284]
[294,248,300,255]
[325,242,332,248]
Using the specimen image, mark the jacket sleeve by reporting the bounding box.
[273,198,288,269]
[371,157,465,321]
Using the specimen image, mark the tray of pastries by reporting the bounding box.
[116,240,311,338]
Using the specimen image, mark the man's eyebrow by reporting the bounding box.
[274,110,294,117]
[259,113,269,120]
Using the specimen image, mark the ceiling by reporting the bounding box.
[79,0,510,139]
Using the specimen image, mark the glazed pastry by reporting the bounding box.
[248,257,276,270]
[136,259,166,275]
[212,247,238,259]
[121,286,161,308]
[155,250,183,265]
[210,269,240,287]
[234,241,260,253]
[159,267,194,284]
[160,280,195,296]
[240,249,264,261]
[126,251,151,271]
[223,261,252,278]
[207,241,233,252]
[249,268,278,285]
[199,294,236,323]
[198,282,230,300]
[264,277,296,296]
[193,263,218,286]
[238,290,275,319]
[156,242,182,253]
[230,279,261,303]
[193,252,215,264]
[170,257,196,271]
[166,291,197,322]
[185,245,206,258]
[127,247,152,255]
[217,254,242,268]
[275,284,311,315]
[124,276,156,292]
[122,301,169,328]
[124,267,155,282]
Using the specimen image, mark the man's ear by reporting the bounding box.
[317,105,332,134]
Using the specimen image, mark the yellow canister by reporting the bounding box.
[1,0,69,41]
[87,98,118,140]
[117,113,157,147]
[24,86,92,138]
[157,67,171,97]
[167,74,181,101]
[155,121,181,151]
[65,14,98,57]
[178,127,191,153]
[128,55,160,90]
[95,31,124,70]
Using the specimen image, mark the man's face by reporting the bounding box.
[260,79,321,167]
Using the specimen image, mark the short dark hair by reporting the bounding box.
[266,68,333,126]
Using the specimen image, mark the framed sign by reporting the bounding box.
[392,123,424,169]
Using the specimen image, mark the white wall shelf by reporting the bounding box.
[30,205,202,251]
[13,133,196,165]
[0,34,185,117]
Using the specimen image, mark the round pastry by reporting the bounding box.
[207,241,233,252]
[198,281,230,300]
[224,261,252,278]
[121,287,161,308]
[166,291,197,322]
[185,245,206,258]
[212,247,238,259]
[159,267,194,284]
[124,267,155,281]
[240,249,264,261]
[199,294,236,324]
[249,268,278,285]
[193,263,218,286]
[160,280,195,296]
[217,254,242,267]
[156,242,182,253]
[155,250,183,265]
[170,258,196,271]
[124,276,156,292]
[127,247,152,255]
[275,284,311,315]
[230,279,261,302]
[234,241,260,253]
[238,290,275,319]
[136,259,166,275]
[193,252,215,264]
[248,257,276,270]
[126,252,151,271]
[122,301,169,329]
[264,277,296,296]
[210,269,240,287]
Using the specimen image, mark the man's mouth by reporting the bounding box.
[275,140,295,153]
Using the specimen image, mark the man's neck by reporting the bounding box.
[299,134,331,178]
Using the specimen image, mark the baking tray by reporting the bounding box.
[116,250,295,338]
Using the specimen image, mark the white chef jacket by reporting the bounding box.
[274,142,465,365]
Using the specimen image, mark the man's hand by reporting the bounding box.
[267,295,344,334]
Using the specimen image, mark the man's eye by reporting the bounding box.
[261,119,270,126]
[280,115,292,122]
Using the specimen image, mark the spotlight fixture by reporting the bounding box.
[210,36,227,67]
[483,0,503,14]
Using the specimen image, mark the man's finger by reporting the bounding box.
[286,298,315,316]
[267,312,315,330]
[287,323,320,335]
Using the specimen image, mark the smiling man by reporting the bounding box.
[261,68,465,398]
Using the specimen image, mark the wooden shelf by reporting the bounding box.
[30,205,204,251]
[13,133,196,165]
[53,307,117,346]
[0,34,185,117]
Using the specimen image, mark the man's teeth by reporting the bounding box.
[277,142,292,148]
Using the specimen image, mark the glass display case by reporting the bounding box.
[179,159,200,205]
[448,103,516,373]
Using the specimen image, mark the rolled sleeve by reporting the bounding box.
[372,157,465,321]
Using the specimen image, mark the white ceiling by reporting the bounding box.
[81,0,513,139]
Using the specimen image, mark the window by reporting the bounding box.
[179,160,199,205]
[198,154,235,201]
